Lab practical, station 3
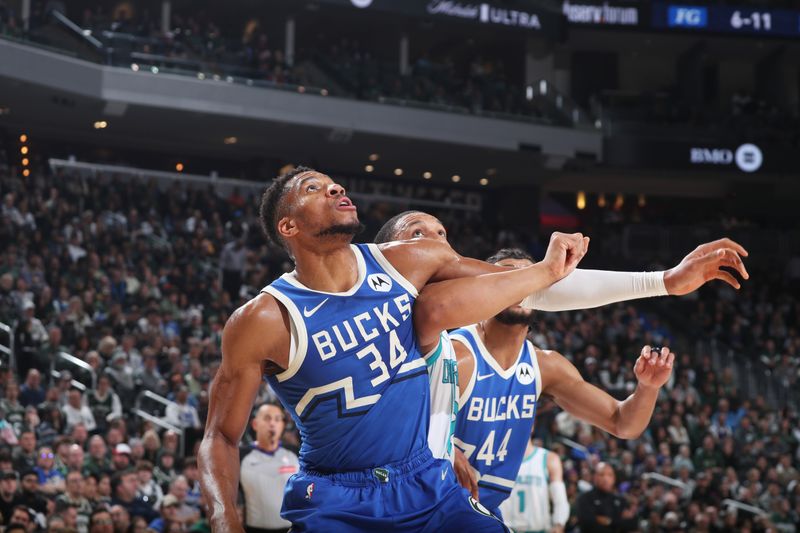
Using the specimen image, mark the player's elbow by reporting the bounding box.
[612,422,645,440]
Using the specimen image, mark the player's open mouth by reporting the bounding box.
[336,197,357,211]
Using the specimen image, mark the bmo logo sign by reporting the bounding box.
[690,144,763,173]
[668,5,708,27]
[350,0,373,7]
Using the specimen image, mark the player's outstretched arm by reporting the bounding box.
[405,232,589,349]
[539,346,674,440]
[381,232,589,293]
[199,296,289,532]
[524,238,749,312]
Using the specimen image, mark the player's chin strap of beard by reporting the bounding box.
[520,270,667,312]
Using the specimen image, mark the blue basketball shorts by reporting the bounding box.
[281,447,510,532]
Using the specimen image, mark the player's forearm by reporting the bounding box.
[199,433,244,532]
[522,269,667,312]
[613,383,660,439]
[550,480,570,527]
[414,264,557,341]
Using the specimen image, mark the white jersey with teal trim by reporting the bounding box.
[425,332,458,463]
[499,446,551,533]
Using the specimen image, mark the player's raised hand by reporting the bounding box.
[663,238,749,295]
[541,232,590,282]
[633,346,674,389]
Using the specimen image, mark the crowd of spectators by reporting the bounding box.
[0,147,798,532]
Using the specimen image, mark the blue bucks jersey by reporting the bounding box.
[263,244,429,472]
[451,325,541,510]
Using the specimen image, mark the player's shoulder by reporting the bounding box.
[222,292,290,356]
[226,292,286,332]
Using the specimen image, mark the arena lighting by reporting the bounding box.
[394,168,403,176]
[598,193,607,208]
[480,178,489,186]
[20,146,28,155]
[21,158,29,166]
[614,193,624,210]
[369,154,379,161]
[223,137,238,145]
[451,175,461,183]
[131,63,139,72]
[22,169,30,177]
[151,66,159,74]
[423,171,432,179]
[320,89,329,96]
[577,191,586,210]
[19,134,27,143]
[94,121,108,129]
[176,163,185,172]
[365,165,374,172]
[298,86,306,93]
[638,194,646,208]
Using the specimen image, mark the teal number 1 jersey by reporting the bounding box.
[425,332,459,463]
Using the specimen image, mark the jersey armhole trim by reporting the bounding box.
[543,449,550,483]
[451,333,476,409]
[423,334,445,367]
[528,340,543,400]
[262,286,308,383]
[365,243,419,298]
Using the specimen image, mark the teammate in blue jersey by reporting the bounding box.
[450,247,748,518]
[374,211,749,475]
[198,167,592,532]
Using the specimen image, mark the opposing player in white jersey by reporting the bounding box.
[499,438,568,533]
[374,211,749,466]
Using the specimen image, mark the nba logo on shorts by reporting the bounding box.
[305,483,315,499]
[516,362,534,385]
[367,273,392,292]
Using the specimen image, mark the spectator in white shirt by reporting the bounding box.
[164,388,200,430]
[62,387,97,432]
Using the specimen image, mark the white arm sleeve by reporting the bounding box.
[549,480,570,526]
[522,269,667,311]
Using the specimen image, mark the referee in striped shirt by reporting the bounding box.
[239,403,299,533]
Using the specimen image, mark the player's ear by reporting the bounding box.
[277,216,298,240]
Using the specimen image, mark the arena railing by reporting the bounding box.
[0,321,15,374]
[134,390,186,455]
[641,472,690,492]
[49,369,86,392]
[51,351,97,391]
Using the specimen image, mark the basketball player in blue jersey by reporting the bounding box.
[199,167,593,532]
[449,247,746,519]
[373,211,749,473]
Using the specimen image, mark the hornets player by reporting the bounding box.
[374,211,749,476]
[451,248,686,519]
[199,167,591,532]
[498,438,569,533]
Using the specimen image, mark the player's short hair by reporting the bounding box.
[486,248,535,265]
[259,165,316,249]
[374,211,423,244]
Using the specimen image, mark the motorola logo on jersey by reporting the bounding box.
[368,273,393,292]
[350,0,373,8]
[516,362,535,385]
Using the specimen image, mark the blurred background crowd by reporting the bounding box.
[0,148,797,532]
[1,0,799,530]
